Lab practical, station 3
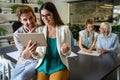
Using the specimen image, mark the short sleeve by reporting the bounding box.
[79,30,84,36]
[94,32,98,37]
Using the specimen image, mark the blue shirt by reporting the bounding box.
[37,37,67,75]
[96,33,119,52]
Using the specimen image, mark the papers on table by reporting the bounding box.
[68,52,78,57]
[6,51,20,60]
[77,50,101,56]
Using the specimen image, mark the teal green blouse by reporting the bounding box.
[37,37,67,75]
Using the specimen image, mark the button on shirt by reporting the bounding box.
[96,33,119,52]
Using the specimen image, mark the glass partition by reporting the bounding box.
[69,1,113,24]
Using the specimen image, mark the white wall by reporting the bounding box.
[44,0,69,24]
[52,0,69,24]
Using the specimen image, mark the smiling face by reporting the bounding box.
[20,12,36,31]
[40,9,55,26]
[86,23,94,32]
[99,22,109,34]
[99,25,105,34]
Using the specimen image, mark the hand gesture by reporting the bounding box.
[60,43,70,55]
[28,27,36,33]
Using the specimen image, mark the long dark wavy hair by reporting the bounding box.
[39,2,64,26]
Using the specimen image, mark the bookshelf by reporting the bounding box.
[0,0,40,37]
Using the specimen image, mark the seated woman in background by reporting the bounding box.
[79,18,98,53]
[96,22,119,54]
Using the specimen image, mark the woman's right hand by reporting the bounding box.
[81,48,92,53]
[22,40,37,59]
[81,48,87,52]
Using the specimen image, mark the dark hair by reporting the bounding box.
[39,2,64,26]
[12,21,22,32]
[84,18,94,28]
[16,5,36,21]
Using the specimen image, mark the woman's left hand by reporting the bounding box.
[60,43,70,55]
[86,49,92,53]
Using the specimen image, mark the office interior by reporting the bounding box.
[0,0,120,80]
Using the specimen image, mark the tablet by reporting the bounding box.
[17,33,47,46]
